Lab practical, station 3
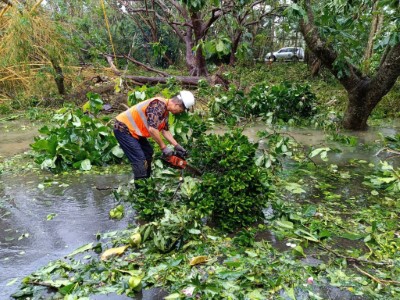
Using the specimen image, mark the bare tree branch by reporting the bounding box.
[105,55,121,75]
[124,55,169,76]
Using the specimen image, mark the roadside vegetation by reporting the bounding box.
[1,0,399,299]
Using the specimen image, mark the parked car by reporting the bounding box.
[265,47,304,62]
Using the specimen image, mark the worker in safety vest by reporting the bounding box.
[113,90,195,181]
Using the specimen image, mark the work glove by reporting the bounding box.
[162,146,174,157]
[174,144,188,157]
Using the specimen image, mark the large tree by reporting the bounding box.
[114,0,230,76]
[293,0,400,130]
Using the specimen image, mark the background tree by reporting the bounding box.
[0,0,73,99]
[109,0,178,67]
[292,0,400,130]
[113,0,230,76]
[221,0,277,65]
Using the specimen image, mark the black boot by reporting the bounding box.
[145,159,152,178]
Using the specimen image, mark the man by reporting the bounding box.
[113,90,195,181]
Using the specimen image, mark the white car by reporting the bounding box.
[265,47,304,62]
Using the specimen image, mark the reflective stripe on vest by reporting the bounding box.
[124,99,151,136]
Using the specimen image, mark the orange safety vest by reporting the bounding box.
[116,98,169,139]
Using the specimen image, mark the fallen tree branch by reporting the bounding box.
[26,280,57,289]
[123,55,168,77]
[318,244,394,267]
[353,264,400,285]
[376,147,400,157]
[105,55,121,75]
[103,54,212,87]
[104,53,168,77]
[123,75,207,86]
[0,114,23,121]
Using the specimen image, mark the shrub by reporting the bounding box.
[209,82,318,125]
[31,102,122,172]
[119,129,271,231]
[187,130,271,231]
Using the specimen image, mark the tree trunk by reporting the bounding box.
[342,79,373,130]
[192,44,208,76]
[50,59,65,95]
[190,12,208,76]
[229,32,242,65]
[305,49,321,76]
[184,29,197,75]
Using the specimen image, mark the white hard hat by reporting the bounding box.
[178,90,195,110]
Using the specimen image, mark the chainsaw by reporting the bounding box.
[161,149,202,176]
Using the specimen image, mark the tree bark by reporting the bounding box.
[304,49,321,77]
[50,59,65,95]
[229,32,242,65]
[189,11,209,76]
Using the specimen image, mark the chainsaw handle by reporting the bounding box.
[161,149,188,159]
[175,149,188,159]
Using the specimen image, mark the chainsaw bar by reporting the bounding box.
[184,164,202,176]
[161,152,202,176]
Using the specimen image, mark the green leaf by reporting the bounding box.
[309,147,330,159]
[246,289,265,300]
[217,270,246,280]
[292,245,306,257]
[216,40,225,52]
[295,229,319,242]
[284,182,306,194]
[46,213,57,221]
[303,205,317,217]
[40,158,56,169]
[340,232,365,240]
[275,220,294,230]
[80,159,92,171]
[111,145,124,158]
[66,243,94,257]
[284,286,296,300]
[59,283,76,295]
[164,293,181,300]
[72,115,81,127]
[6,278,18,286]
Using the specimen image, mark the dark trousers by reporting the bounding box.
[113,129,154,179]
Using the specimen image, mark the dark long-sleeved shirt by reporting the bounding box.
[146,99,169,130]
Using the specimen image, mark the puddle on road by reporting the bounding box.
[211,121,400,166]
[0,172,132,298]
[0,120,42,158]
